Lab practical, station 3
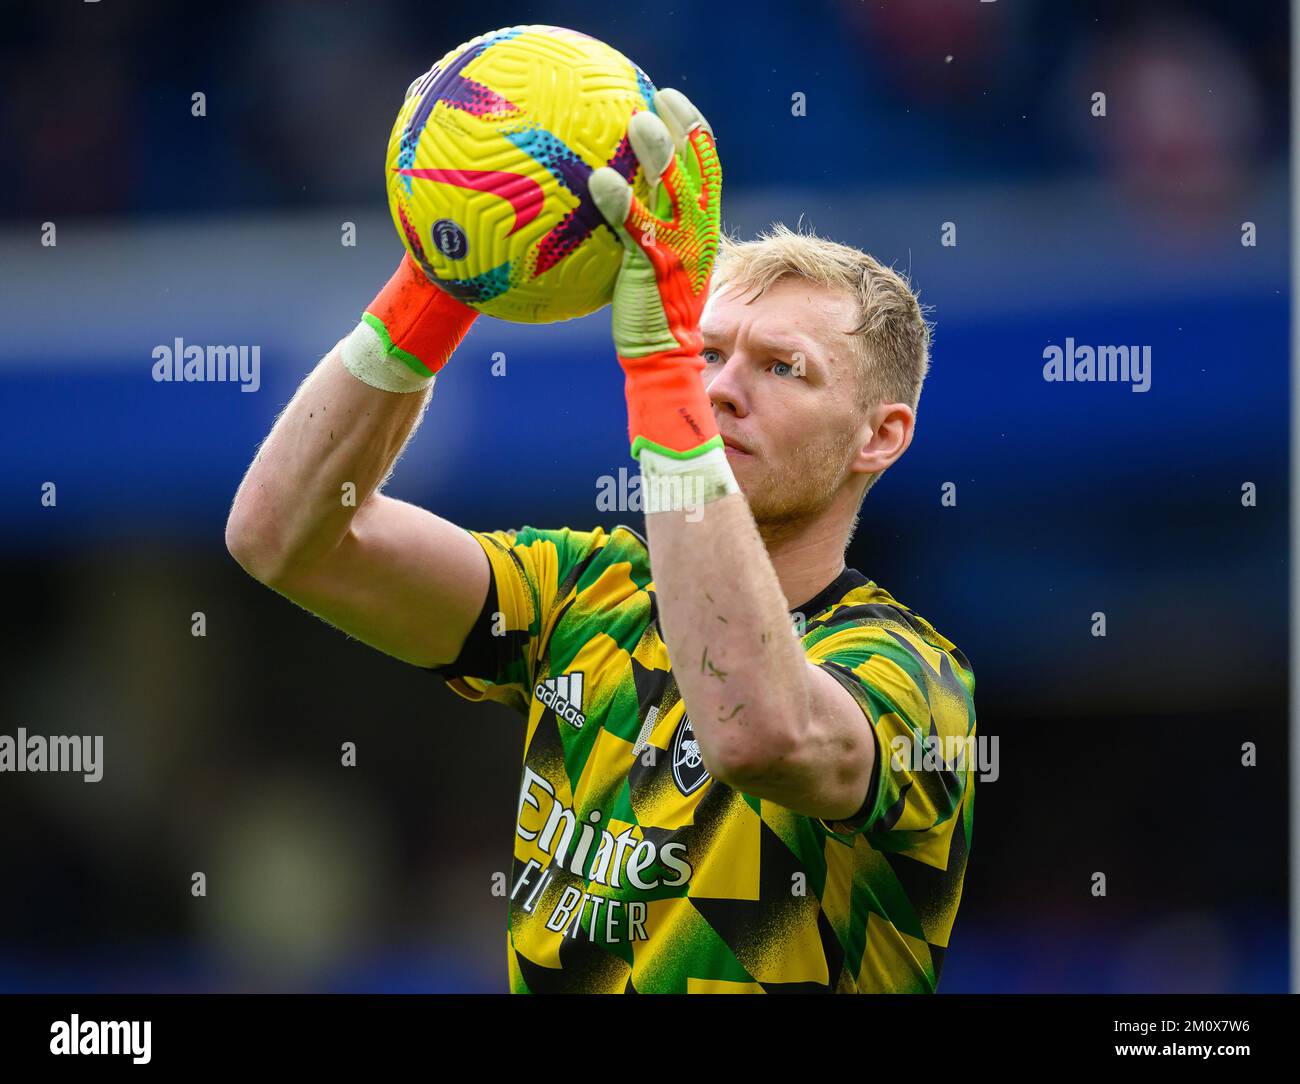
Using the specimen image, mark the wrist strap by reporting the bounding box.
[341,319,438,392]
[639,444,740,515]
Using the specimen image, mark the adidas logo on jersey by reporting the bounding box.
[535,672,587,729]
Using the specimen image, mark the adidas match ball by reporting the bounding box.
[386,24,660,324]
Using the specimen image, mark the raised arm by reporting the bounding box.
[224,256,489,668]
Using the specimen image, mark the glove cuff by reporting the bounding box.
[344,253,479,391]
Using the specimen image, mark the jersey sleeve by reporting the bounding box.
[801,612,976,851]
[426,525,601,716]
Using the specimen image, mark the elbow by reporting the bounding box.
[224,505,287,585]
[705,688,808,789]
[713,748,782,791]
[706,723,796,791]
[709,753,755,791]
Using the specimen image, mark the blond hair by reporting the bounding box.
[710,222,932,414]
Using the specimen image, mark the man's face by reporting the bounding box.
[700,277,869,529]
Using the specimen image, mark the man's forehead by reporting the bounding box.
[702,280,855,353]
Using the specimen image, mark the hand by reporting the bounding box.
[588,88,723,459]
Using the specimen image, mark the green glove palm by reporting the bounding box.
[588,88,723,459]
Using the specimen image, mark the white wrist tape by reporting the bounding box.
[340,319,435,393]
[639,445,741,519]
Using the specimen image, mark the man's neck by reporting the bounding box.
[758,511,851,613]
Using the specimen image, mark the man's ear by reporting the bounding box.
[856,402,914,474]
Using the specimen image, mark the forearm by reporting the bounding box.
[589,89,783,773]
[226,341,433,579]
[645,496,812,781]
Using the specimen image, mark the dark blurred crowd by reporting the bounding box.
[1,0,1286,221]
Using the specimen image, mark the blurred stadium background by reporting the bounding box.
[0,0,1289,992]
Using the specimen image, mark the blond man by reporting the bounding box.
[226,89,975,993]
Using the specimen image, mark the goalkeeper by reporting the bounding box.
[226,89,976,994]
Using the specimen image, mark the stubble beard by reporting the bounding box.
[741,428,860,547]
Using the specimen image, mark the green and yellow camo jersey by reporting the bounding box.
[428,523,976,993]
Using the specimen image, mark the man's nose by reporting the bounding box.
[705,355,748,414]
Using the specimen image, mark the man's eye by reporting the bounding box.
[702,348,723,364]
[771,360,795,377]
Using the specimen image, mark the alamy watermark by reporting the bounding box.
[152,337,261,392]
[50,1015,150,1064]
[596,467,707,523]
[889,732,999,783]
[1042,338,1151,392]
[1,729,102,782]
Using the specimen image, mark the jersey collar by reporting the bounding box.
[789,565,870,618]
